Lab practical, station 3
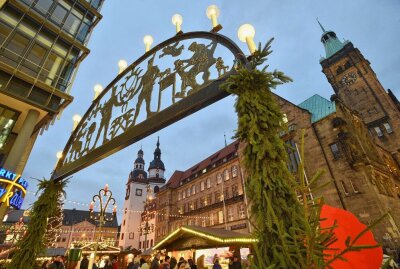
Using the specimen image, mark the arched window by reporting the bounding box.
[154,186,160,193]
[224,169,230,181]
[232,166,238,178]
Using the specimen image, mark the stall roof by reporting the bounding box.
[153,226,257,251]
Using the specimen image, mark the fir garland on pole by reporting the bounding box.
[222,40,310,268]
[43,192,64,247]
[7,178,68,269]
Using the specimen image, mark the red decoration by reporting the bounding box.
[320,205,383,269]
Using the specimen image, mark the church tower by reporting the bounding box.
[318,21,400,163]
[119,139,166,250]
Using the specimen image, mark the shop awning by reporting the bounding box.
[153,225,257,251]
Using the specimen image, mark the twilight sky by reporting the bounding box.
[22,0,400,222]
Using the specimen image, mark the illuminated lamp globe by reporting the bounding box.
[56,151,63,159]
[143,35,154,52]
[72,114,82,123]
[93,84,103,100]
[237,24,257,54]
[206,5,220,28]
[172,14,183,33]
[118,59,128,74]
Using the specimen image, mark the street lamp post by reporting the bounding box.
[138,185,154,252]
[88,184,117,269]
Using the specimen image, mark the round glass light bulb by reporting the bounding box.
[172,14,183,26]
[238,24,256,42]
[118,59,128,70]
[94,84,103,93]
[143,35,154,46]
[206,5,220,19]
[56,151,63,159]
[72,114,82,122]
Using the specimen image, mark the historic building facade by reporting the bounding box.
[154,141,251,245]
[153,24,400,251]
[119,138,166,250]
[0,0,104,174]
[318,22,400,164]
[56,208,118,249]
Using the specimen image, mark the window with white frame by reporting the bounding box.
[191,185,196,195]
[218,210,224,224]
[210,213,215,226]
[232,166,238,178]
[224,169,230,181]
[238,203,246,219]
[186,188,191,197]
[178,191,182,201]
[217,173,222,184]
[200,181,205,191]
[228,207,234,222]
[201,218,206,227]
[206,178,211,188]
[374,126,384,137]
[383,122,393,134]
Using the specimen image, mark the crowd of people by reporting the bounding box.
[39,252,245,269]
[127,253,244,269]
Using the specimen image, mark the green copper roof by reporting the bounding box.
[318,20,349,61]
[298,94,336,123]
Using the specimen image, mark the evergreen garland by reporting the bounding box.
[43,192,64,247]
[222,40,310,268]
[8,178,68,269]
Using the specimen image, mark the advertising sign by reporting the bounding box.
[0,167,28,209]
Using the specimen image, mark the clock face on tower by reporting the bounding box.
[340,72,357,86]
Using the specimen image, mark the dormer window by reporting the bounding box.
[383,123,393,134]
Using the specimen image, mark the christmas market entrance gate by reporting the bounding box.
[51,31,248,181]
[152,225,257,259]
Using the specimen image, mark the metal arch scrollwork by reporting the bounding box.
[53,31,248,181]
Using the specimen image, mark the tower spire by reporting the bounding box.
[316,18,326,33]
[224,133,227,147]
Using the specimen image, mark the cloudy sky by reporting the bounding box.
[22,0,400,222]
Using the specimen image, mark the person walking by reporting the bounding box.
[48,255,65,269]
[80,255,89,269]
[140,258,149,269]
[112,258,119,269]
[104,260,113,269]
[212,259,222,269]
[161,256,171,269]
[176,257,185,269]
[231,256,242,269]
[188,259,197,269]
[170,257,177,269]
[150,253,161,269]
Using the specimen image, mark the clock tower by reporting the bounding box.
[318,21,400,163]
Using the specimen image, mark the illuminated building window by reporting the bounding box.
[191,184,196,195]
[238,204,246,219]
[383,123,393,134]
[217,173,222,184]
[232,166,238,178]
[228,207,234,222]
[0,105,19,150]
[200,181,205,191]
[374,127,384,137]
[218,211,224,224]
[206,178,211,188]
[224,169,230,181]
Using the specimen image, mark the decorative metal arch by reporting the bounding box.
[52,31,248,181]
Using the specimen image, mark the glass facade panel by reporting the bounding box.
[0,105,19,150]
[35,0,54,14]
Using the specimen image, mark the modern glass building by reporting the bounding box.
[0,0,105,174]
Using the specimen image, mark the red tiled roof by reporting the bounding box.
[167,140,239,188]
